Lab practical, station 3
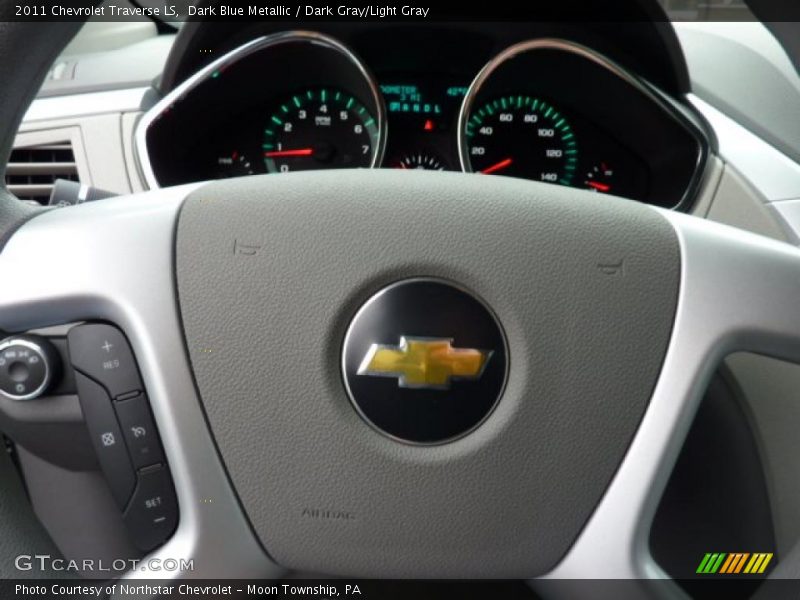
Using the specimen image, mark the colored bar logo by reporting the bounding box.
[696,553,773,574]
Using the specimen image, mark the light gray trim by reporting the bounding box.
[134,31,387,190]
[0,186,280,581]
[23,87,150,123]
[771,199,800,241]
[689,94,800,203]
[675,22,800,170]
[705,164,792,244]
[542,206,800,590]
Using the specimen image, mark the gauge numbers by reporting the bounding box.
[464,95,578,185]
[263,88,379,173]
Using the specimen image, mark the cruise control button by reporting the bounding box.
[75,372,135,508]
[124,466,178,551]
[115,394,164,469]
[68,324,142,399]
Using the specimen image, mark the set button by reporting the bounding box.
[124,465,178,551]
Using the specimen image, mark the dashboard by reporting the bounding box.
[137,26,711,210]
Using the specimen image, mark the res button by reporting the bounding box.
[68,324,142,399]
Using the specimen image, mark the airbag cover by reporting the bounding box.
[175,170,679,577]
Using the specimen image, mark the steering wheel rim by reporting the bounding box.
[1,168,797,586]
[0,14,799,597]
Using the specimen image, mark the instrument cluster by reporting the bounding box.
[137,30,710,209]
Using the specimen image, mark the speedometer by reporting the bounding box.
[463,95,578,185]
[263,88,379,173]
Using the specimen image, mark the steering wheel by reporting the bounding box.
[2,19,800,597]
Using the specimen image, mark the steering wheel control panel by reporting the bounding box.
[68,323,177,551]
[0,323,177,556]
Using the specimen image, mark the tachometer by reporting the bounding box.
[263,88,379,173]
[137,32,387,187]
[462,95,578,185]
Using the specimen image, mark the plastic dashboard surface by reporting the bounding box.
[137,24,711,210]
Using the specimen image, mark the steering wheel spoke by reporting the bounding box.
[0,186,280,580]
[543,209,800,588]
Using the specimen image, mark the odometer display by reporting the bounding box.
[263,88,379,173]
[464,95,578,185]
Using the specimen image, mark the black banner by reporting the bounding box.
[3,579,796,600]
[3,0,800,22]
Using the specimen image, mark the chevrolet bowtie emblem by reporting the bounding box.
[358,337,492,390]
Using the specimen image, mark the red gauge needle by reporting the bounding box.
[586,181,611,192]
[264,148,314,158]
[481,157,513,175]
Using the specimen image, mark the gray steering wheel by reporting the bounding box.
[1,18,800,599]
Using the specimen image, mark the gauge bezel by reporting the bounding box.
[134,31,387,189]
[457,38,711,210]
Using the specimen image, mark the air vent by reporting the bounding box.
[5,143,79,204]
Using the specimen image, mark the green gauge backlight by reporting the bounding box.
[464,95,578,185]
[262,87,379,173]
